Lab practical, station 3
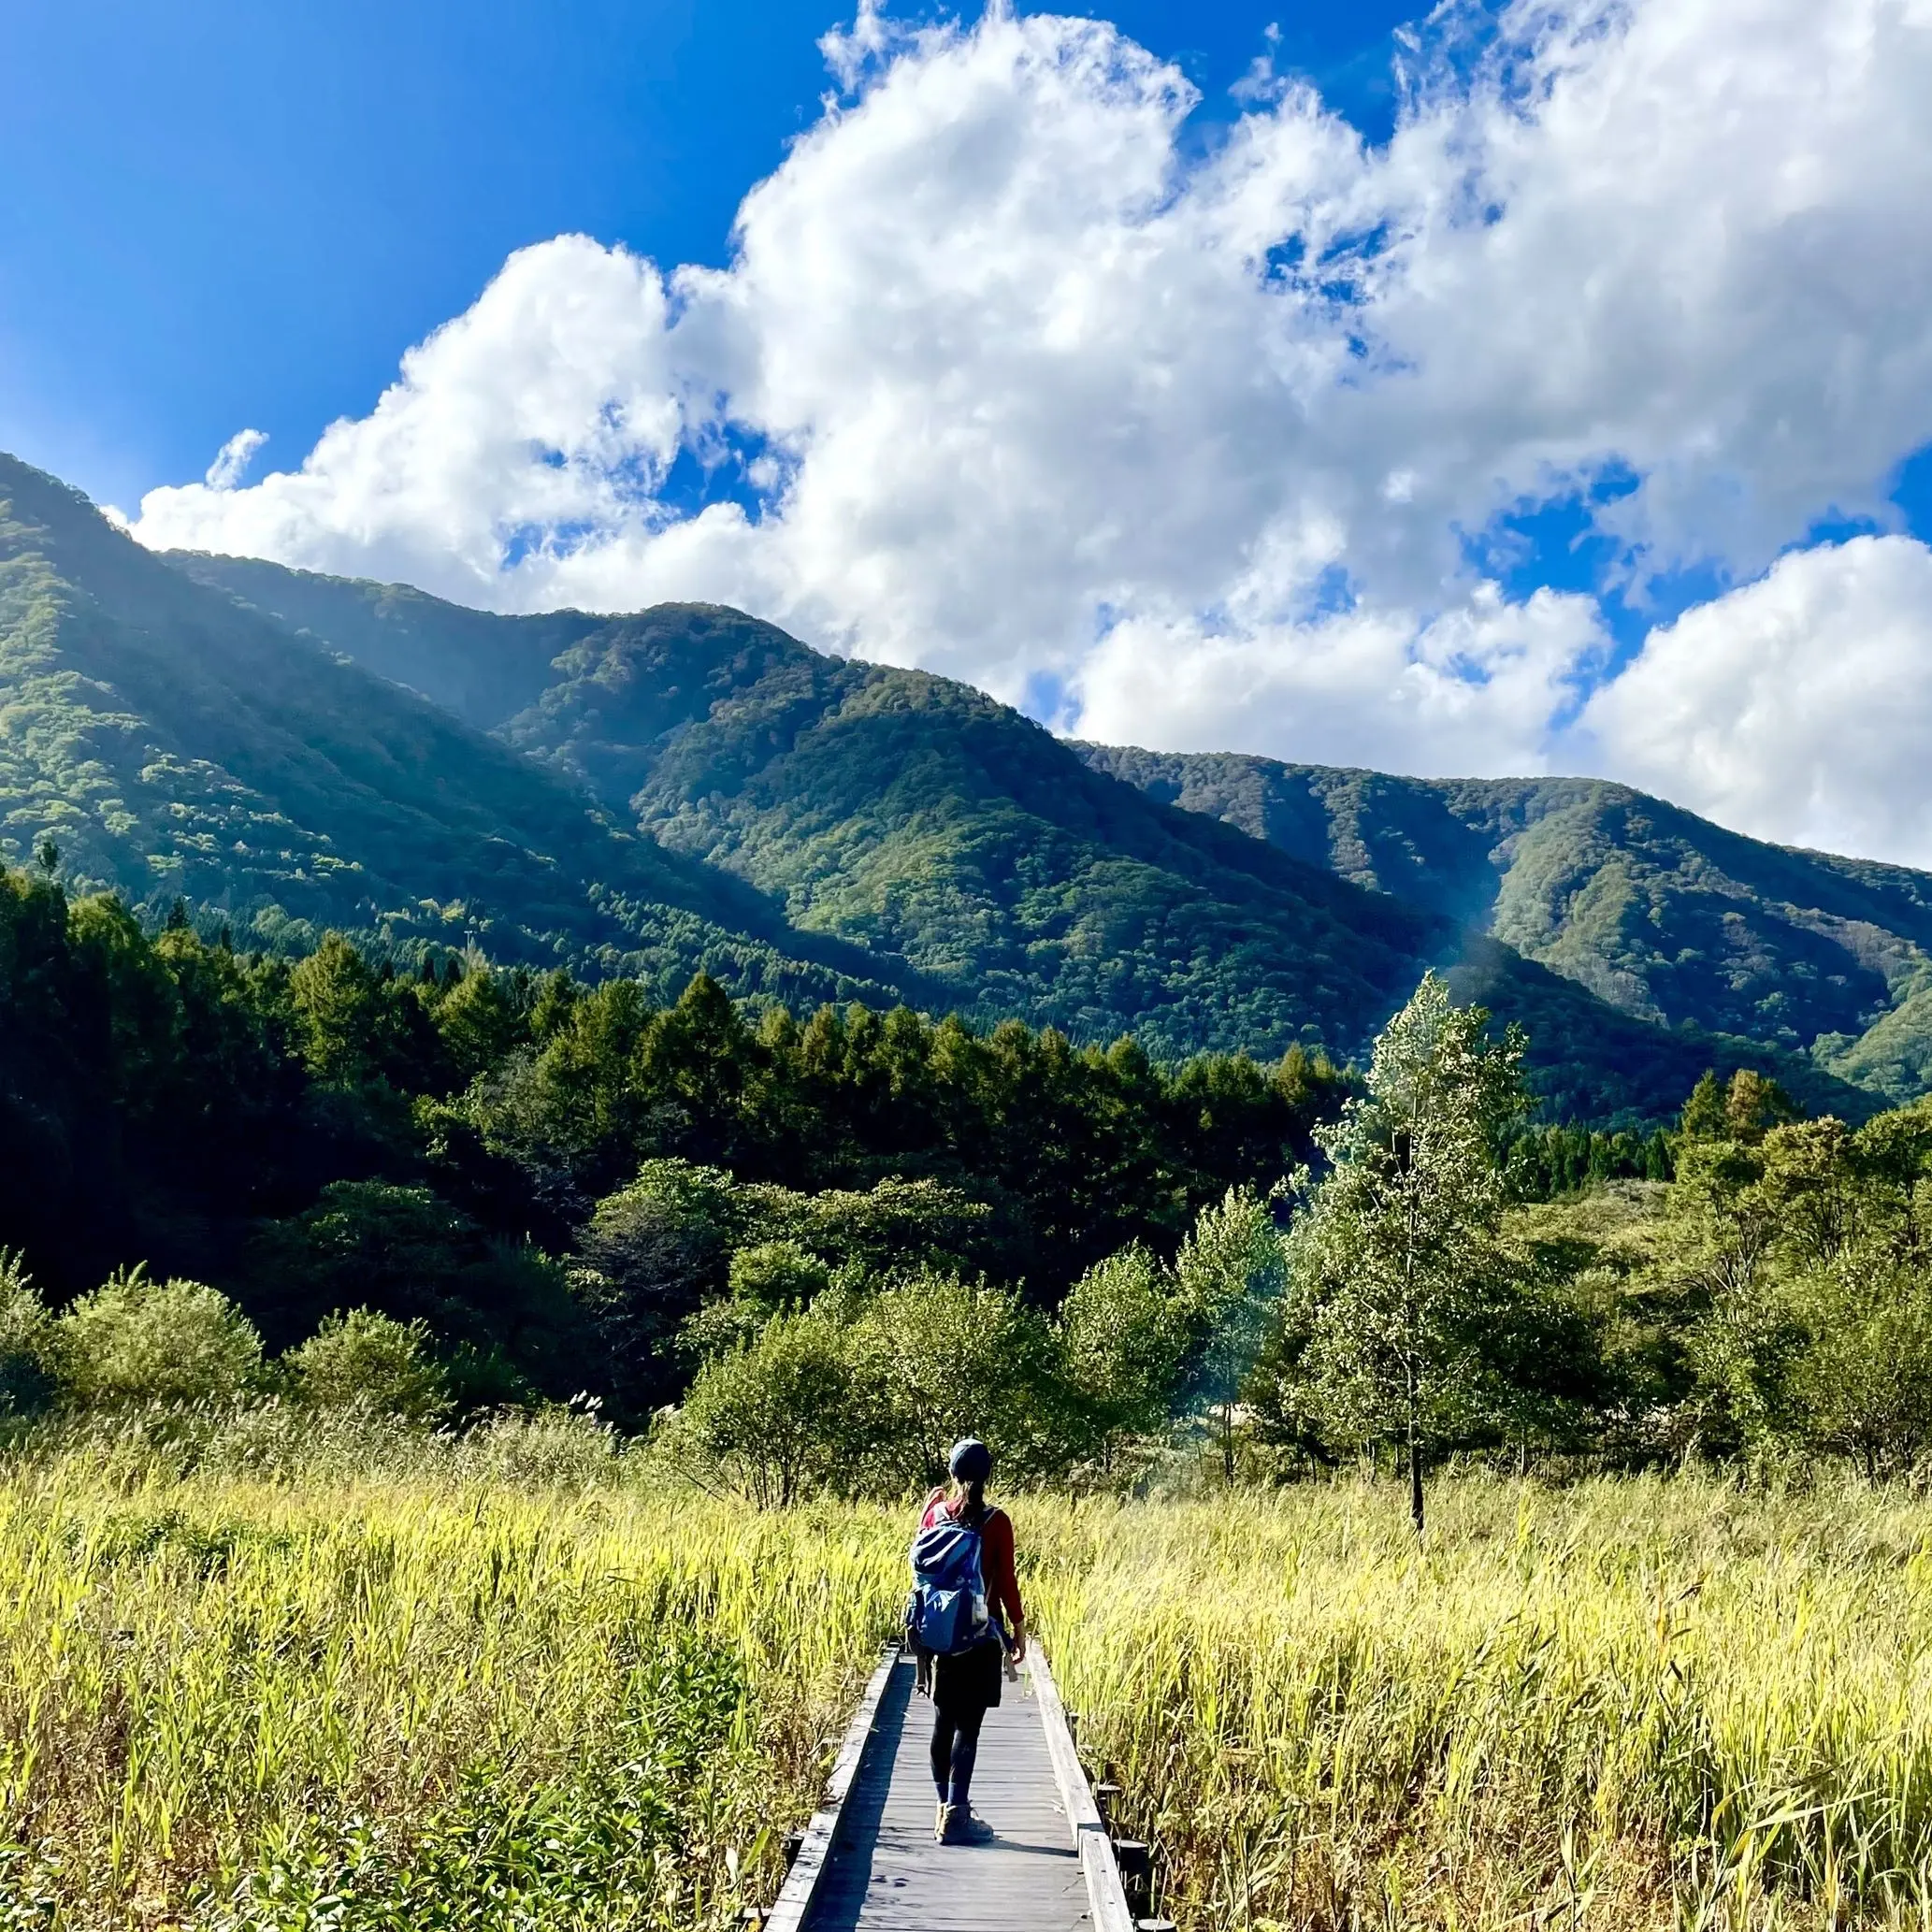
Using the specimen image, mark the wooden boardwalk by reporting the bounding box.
[771,1650,1134,1932]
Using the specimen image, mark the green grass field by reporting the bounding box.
[1038,1475,1932,1931]
[5,1430,1932,1931]
[0,1423,903,1931]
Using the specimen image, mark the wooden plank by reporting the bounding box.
[1025,1648,1137,1932]
[765,1646,901,1932]
[802,1647,1089,1930]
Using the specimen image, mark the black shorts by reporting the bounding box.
[930,1636,1003,1717]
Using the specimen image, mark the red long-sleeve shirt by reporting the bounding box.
[921,1489,1025,1635]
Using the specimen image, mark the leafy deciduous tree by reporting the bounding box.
[1058,1244,1189,1469]
[1174,1187,1286,1484]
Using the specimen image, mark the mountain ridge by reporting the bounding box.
[172,550,1441,1060]
[0,454,1884,1127]
[0,454,920,1010]
[164,539,1880,1121]
[1072,744,1932,1101]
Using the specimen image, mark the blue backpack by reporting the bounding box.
[907,1513,990,1655]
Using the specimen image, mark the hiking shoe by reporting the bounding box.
[940,1805,995,1845]
[933,1799,948,1841]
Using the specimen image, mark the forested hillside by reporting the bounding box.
[169,543,1864,1120]
[1080,745,1932,1102]
[6,854,1926,1498]
[175,553,1438,1059]
[0,448,1889,1134]
[0,454,907,1008]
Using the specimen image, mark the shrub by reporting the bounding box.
[0,1250,57,1419]
[55,1267,264,1407]
[681,1296,772,1364]
[678,1307,879,1506]
[283,1308,451,1422]
[680,1268,1112,1501]
[727,1240,832,1309]
[451,1400,625,1488]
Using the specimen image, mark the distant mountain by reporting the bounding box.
[169,545,1871,1122]
[1074,748,1932,1103]
[0,454,908,1008]
[171,555,1438,1058]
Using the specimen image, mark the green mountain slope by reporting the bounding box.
[0,454,912,1006]
[174,555,1439,1058]
[1076,746,1932,1102]
[169,549,1872,1121]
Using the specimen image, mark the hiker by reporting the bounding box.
[908,1436,1027,1846]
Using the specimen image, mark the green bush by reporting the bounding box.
[738,1177,994,1279]
[283,1308,451,1422]
[676,1309,876,1506]
[449,1400,625,1488]
[727,1240,833,1309]
[0,1251,57,1419]
[54,1267,264,1407]
[682,1241,837,1364]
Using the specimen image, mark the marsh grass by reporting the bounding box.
[5,1428,1932,1932]
[1028,1472,1932,1932]
[0,1426,905,1930]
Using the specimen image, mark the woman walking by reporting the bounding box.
[916,1436,1027,1845]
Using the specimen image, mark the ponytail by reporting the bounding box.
[951,1475,987,1525]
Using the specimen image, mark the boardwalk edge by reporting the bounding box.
[764,1644,902,1932]
[1027,1647,1138,1932]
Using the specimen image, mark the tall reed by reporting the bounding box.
[1029,1472,1932,1931]
[7,1425,1932,1932]
[0,1439,903,1929]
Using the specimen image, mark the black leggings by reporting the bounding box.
[930,1702,987,1807]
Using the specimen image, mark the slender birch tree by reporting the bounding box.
[1283,973,1527,1534]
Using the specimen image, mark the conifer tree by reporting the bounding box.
[1283,973,1527,1534]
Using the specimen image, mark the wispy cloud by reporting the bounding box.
[203,426,267,492]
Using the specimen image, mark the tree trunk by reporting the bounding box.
[1407,1377,1424,1537]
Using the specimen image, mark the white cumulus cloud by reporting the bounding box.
[129,0,1932,860]
[140,238,685,599]
[1580,537,1932,867]
[1076,586,1611,778]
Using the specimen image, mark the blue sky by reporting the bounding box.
[11,0,1932,865]
[1,0,1414,509]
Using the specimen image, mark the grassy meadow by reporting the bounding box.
[0,1420,905,1931]
[1041,1474,1932,1932]
[5,1425,1932,1932]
